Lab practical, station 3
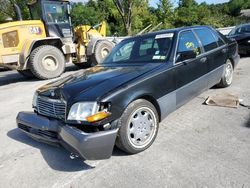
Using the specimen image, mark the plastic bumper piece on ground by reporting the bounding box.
[16,112,118,160]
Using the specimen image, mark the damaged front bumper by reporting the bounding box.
[16,112,118,160]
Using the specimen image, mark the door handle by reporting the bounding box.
[200,57,207,63]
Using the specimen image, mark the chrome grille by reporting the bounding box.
[37,97,66,120]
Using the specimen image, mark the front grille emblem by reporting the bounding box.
[50,90,55,97]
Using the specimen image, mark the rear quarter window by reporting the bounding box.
[212,30,225,46]
[194,28,218,52]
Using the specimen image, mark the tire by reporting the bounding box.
[17,69,34,78]
[116,99,159,154]
[91,40,114,66]
[29,45,65,80]
[217,60,234,88]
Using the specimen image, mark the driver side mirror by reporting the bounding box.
[176,51,197,63]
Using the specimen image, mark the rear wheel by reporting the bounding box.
[29,45,65,80]
[91,40,114,66]
[116,99,159,154]
[217,60,234,88]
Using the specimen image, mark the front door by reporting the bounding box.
[174,30,208,108]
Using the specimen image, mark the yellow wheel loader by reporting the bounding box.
[0,0,115,79]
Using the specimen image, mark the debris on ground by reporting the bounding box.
[239,102,250,109]
[204,93,240,108]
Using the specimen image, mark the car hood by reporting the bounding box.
[37,64,162,102]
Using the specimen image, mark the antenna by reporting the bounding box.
[149,22,163,33]
[136,24,152,36]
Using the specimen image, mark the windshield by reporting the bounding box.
[229,25,250,35]
[44,3,69,24]
[102,33,174,64]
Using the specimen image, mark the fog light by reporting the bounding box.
[86,111,111,123]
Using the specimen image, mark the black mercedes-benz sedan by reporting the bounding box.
[17,26,239,160]
[228,23,250,55]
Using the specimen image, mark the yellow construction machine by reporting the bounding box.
[0,0,115,79]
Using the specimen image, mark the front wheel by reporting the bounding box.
[116,99,159,154]
[217,60,234,88]
[29,45,65,80]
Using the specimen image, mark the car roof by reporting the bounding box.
[237,23,250,27]
[130,25,213,39]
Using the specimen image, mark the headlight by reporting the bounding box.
[67,102,99,121]
[32,92,38,107]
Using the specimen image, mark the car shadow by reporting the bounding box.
[112,146,128,157]
[240,54,250,59]
[0,64,80,87]
[0,71,38,86]
[7,128,94,172]
[244,114,250,128]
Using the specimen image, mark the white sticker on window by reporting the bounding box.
[155,33,174,39]
[152,55,161,59]
[152,55,166,60]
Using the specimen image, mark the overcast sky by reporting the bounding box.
[71,0,229,7]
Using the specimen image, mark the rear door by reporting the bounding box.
[193,28,227,88]
[175,30,208,108]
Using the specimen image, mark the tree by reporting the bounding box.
[0,0,29,23]
[228,0,244,16]
[113,0,133,35]
[71,2,103,26]
[178,0,197,8]
[0,0,249,35]
[156,0,174,29]
[71,0,123,35]
[131,1,157,34]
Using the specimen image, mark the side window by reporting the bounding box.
[177,31,201,56]
[29,3,41,20]
[139,38,154,56]
[235,27,241,34]
[239,25,250,33]
[212,31,225,46]
[194,28,218,52]
[113,41,134,62]
[44,3,69,23]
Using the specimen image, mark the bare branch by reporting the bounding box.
[113,0,133,34]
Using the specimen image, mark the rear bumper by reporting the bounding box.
[16,112,118,160]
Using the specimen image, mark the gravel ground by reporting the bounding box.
[0,59,249,188]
